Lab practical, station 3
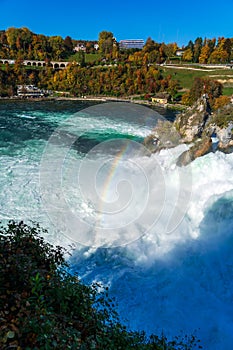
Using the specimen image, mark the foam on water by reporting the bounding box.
[1,101,233,348]
[0,103,153,245]
[70,150,233,349]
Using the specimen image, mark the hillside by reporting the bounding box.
[1,27,233,99]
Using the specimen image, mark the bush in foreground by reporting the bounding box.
[0,221,200,349]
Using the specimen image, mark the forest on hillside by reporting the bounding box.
[1,27,233,63]
[0,27,233,101]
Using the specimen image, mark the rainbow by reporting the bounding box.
[97,140,132,223]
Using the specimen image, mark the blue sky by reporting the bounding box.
[1,0,233,46]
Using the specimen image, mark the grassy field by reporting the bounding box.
[223,87,233,96]
[68,52,101,63]
[161,66,233,94]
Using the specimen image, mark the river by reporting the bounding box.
[1,99,233,349]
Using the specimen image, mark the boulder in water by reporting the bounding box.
[176,136,212,166]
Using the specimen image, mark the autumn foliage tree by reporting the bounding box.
[1,27,233,65]
[0,27,75,60]
[213,95,231,110]
[182,48,193,62]
[98,31,115,55]
[182,77,223,106]
[1,27,233,101]
[0,64,17,96]
[48,63,177,97]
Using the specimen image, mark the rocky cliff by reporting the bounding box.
[144,96,233,165]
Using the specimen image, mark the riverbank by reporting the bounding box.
[0,94,187,112]
[55,95,187,110]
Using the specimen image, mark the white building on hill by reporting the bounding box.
[119,39,144,50]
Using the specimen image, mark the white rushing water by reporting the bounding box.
[1,101,233,348]
[69,150,233,349]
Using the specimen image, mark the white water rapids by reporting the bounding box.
[1,101,233,348]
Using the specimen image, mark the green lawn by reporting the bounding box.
[223,87,233,96]
[68,52,101,63]
[85,53,101,63]
[161,66,233,94]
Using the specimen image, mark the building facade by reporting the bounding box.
[119,39,144,50]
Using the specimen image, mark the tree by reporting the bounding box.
[193,37,203,63]
[207,38,216,53]
[167,78,180,101]
[84,41,90,54]
[64,35,73,56]
[182,48,193,62]
[143,37,158,53]
[217,37,231,62]
[48,36,65,60]
[213,95,231,110]
[186,40,194,52]
[204,78,223,99]
[78,50,86,67]
[208,37,232,64]
[0,31,9,57]
[208,49,221,63]
[163,42,178,63]
[98,31,114,55]
[31,34,48,60]
[0,66,17,97]
[5,27,19,50]
[185,77,223,106]
[199,45,210,63]
[223,38,232,59]
[159,43,167,63]
[181,91,192,105]
[20,27,33,52]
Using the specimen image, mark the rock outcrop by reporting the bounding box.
[176,96,233,165]
[144,95,233,166]
[144,119,181,152]
[174,95,211,142]
[176,136,212,166]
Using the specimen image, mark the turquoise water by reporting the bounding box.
[0,100,161,240]
[1,100,233,349]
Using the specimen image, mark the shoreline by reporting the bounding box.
[0,95,186,111]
